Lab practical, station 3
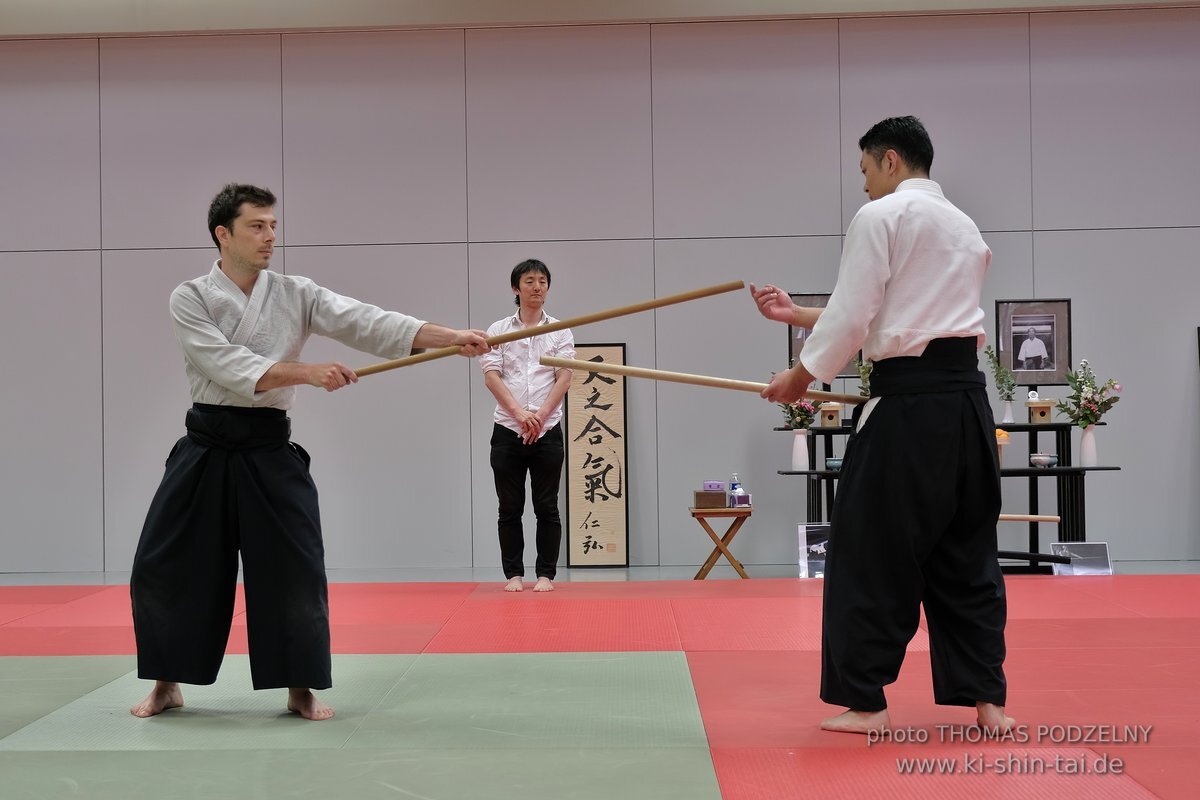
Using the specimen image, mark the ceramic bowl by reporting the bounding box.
[825,457,843,471]
[1029,453,1058,468]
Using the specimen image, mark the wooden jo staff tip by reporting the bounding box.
[354,280,746,378]
[998,513,1060,524]
[538,356,866,406]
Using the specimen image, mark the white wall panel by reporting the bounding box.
[465,26,653,243]
[652,20,841,238]
[0,252,103,571]
[1034,228,1200,562]
[99,36,284,250]
[2,8,1197,577]
[282,30,467,246]
[0,39,100,252]
[839,15,1033,232]
[976,232,1049,553]
[467,240,657,569]
[101,249,210,571]
[654,236,843,567]
[1030,9,1200,230]
[285,244,475,569]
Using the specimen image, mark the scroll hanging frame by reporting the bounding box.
[565,343,630,567]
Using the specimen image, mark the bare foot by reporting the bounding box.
[130,681,184,718]
[287,688,335,721]
[976,701,1015,732]
[533,577,555,593]
[504,577,524,592]
[820,708,891,734]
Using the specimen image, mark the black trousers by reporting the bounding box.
[490,423,564,579]
[130,404,331,690]
[820,340,1007,712]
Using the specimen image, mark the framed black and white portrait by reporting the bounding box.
[995,299,1072,386]
[787,292,857,379]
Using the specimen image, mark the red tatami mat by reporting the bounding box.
[1,575,1197,796]
[688,650,966,750]
[1069,574,1200,618]
[710,746,1159,800]
[0,625,137,655]
[537,577,824,600]
[426,596,682,653]
[1001,576,1145,619]
[0,604,55,625]
[672,596,931,652]
[3,585,134,627]
[0,585,111,604]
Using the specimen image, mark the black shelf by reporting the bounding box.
[1001,466,1120,476]
[776,425,851,522]
[777,416,1120,574]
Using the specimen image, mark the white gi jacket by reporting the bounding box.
[170,261,425,409]
[801,179,990,386]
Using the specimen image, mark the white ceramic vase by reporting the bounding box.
[791,428,810,471]
[1001,400,1015,424]
[1080,425,1098,467]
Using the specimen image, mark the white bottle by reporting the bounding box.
[729,472,746,507]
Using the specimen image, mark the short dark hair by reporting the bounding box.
[858,116,934,175]
[207,183,277,250]
[511,259,550,306]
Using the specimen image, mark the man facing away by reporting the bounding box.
[130,183,490,720]
[753,117,1013,735]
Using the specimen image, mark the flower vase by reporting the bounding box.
[1001,400,1014,424]
[791,428,810,471]
[1080,425,1098,467]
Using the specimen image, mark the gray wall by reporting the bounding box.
[1,9,1197,574]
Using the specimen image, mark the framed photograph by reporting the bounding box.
[798,522,830,579]
[995,299,1072,386]
[1050,541,1113,576]
[787,293,857,379]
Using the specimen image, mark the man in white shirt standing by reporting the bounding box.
[753,117,1011,735]
[480,260,575,593]
[130,184,490,721]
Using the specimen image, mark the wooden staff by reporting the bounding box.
[354,280,745,377]
[998,513,1060,523]
[539,356,866,405]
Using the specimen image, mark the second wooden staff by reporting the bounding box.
[355,279,745,377]
[539,357,865,406]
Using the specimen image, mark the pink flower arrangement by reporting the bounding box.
[1055,359,1121,428]
[781,399,817,429]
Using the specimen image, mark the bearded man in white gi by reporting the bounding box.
[753,117,1012,735]
[130,183,490,721]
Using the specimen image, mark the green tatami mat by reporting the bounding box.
[349,651,709,750]
[0,651,721,799]
[0,746,722,800]
[0,656,136,738]
[0,654,417,751]
[0,652,707,753]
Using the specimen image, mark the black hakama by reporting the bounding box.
[130,403,331,690]
[820,337,1007,712]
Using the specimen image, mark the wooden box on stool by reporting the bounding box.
[1025,399,1054,424]
[693,490,727,509]
[818,402,843,427]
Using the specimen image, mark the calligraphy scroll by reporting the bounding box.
[565,343,629,566]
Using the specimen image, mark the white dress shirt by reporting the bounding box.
[479,310,575,437]
[801,179,990,385]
